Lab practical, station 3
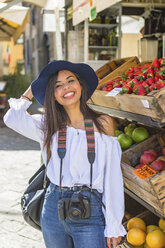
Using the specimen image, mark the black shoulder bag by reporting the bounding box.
[21,163,50,230]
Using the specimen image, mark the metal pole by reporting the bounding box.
[118,4,122,59]
[84,19,88,63]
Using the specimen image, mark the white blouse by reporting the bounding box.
[4,98,127,238]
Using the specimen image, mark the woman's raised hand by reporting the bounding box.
[21,86,33,101]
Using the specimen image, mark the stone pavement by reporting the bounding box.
[0,125,45,248]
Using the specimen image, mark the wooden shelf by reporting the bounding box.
[88,103,165,128]
[89,46,117,49]
[121,2,165,8]
[88,23,118,28]
[88,102,165,219]
[124,188,165,219]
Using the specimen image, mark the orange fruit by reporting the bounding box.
[127,217,147,232]
[147,225,160,233]
[159,219,165,232]
[127,227,146,246]
[146,229,165,248]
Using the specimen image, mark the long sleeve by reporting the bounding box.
[3,98,43,143]
[102,137,127,238]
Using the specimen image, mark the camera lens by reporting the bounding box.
[68,207,83,221]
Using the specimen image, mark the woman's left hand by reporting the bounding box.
[106,236,122,248]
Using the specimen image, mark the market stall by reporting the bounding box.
[88,56,165,247]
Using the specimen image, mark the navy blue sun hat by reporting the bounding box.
[31,60,98,105]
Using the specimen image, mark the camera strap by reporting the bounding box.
[57,119,105,209]
[57,119,95,192]
[57,122,67,191]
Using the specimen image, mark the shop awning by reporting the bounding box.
[0,3,29,43]
[73,0,120,26]
[0,0,47,8]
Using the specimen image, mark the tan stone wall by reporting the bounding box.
[121,33,142,61]
[2,39,24,75]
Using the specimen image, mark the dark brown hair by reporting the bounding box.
[42,71,106,160]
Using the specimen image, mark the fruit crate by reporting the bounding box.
[90,87,165,123]
[91,60,165,123]
[96,56,140,86]
[120,209,160,248]
[121,133,165,218]
[96,57,131,81]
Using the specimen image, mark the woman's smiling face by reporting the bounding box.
[54,70,82,107]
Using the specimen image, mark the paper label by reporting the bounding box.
[106,88,122,97]
[141,99,150,109]
[133,165,156,180]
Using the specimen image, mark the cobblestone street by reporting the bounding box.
[0,124,45,248]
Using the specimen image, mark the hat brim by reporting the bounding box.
[31,60,98,105]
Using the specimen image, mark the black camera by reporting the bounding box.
[58,192,90,221]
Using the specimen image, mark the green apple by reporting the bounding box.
[124,123,136,134]
[132,127,149,143]
[115,129,122,137]
[125,128,135,138]
[117,133,133,150]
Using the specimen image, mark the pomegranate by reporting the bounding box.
[140,153,156,165]
[150,160,165,172]
[143,149,158,158]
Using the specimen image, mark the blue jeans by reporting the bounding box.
[41,183,107,248]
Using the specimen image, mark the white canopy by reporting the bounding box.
[0,3,29,42]
[0,0,47,8]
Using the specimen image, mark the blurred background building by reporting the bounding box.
[0,0,165,75]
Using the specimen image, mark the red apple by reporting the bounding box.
[135,164,145,169]
[150,160,165,172]
[162,147,165,156]
[140,152,156,165]
[143,149,158,158]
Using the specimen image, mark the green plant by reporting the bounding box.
[2,64,34,100]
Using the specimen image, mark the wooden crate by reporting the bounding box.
[120,210,159,248]
[91,86,165,123]
[121,133,165,217]
[96,57,133,81]
[97,56,140,88]
[91,59,165,123]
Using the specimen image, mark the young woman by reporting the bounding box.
[4,60,126,248]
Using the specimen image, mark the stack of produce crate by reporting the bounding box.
[91,58,165,123]
[89,57,165,248]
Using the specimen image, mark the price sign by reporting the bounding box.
[106,88,122,96]
[133,165,156,180]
